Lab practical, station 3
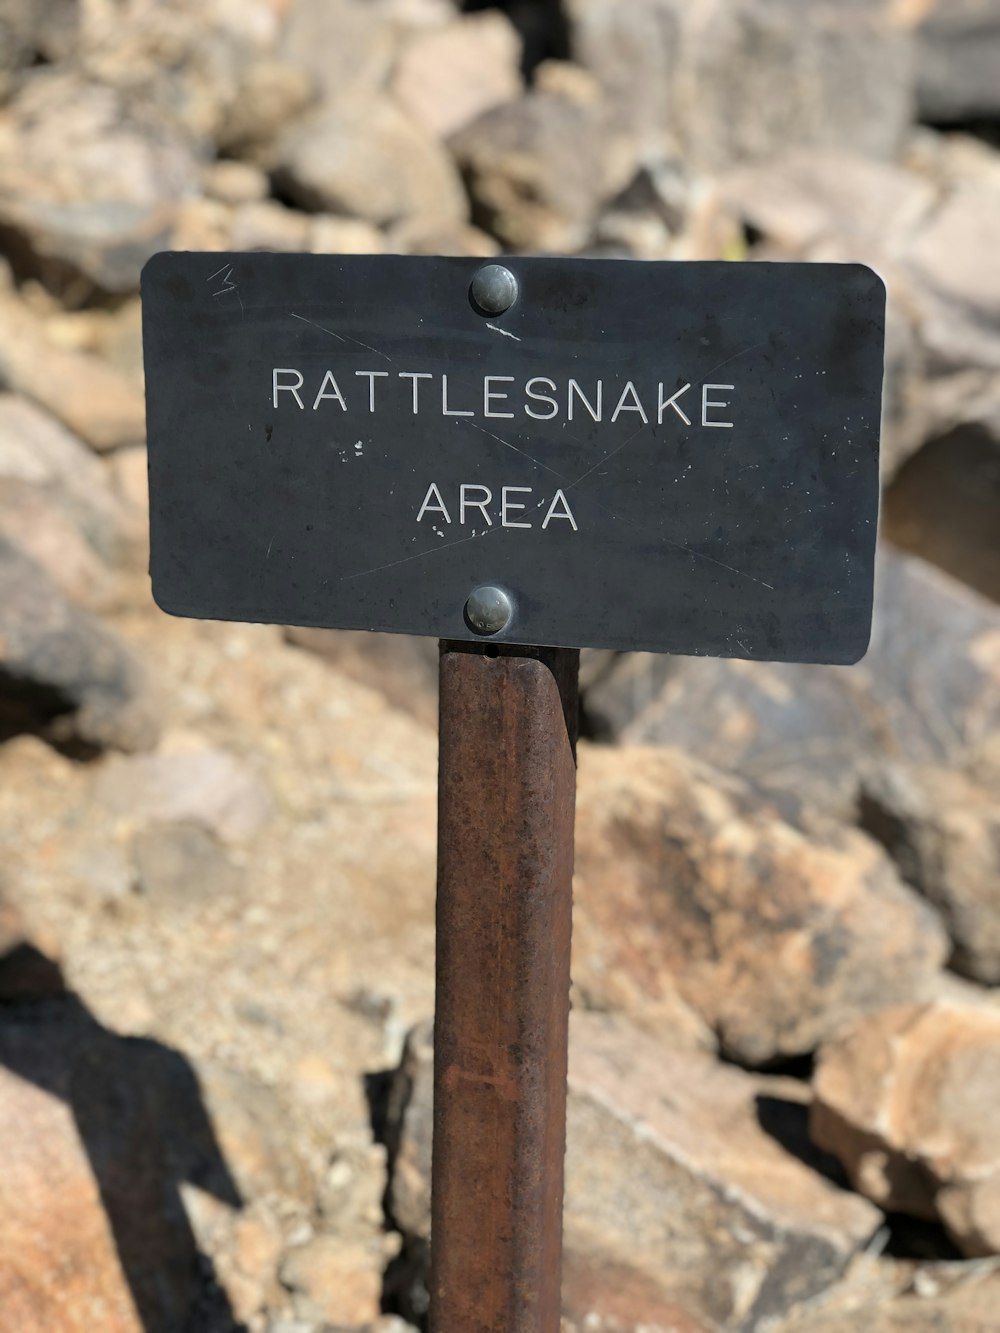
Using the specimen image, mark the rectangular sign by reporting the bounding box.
[142,253,884,661]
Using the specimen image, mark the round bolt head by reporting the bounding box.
[470,264,518,316]
[464,585,513,636]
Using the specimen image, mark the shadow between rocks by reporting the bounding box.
[0,946,245,1333]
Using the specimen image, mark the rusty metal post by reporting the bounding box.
[431,641,579,1333]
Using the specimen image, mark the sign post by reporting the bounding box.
[142,252,885,1331]
[434,641,578,1332]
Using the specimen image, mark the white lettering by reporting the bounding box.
[442,374,474,418]
[355,370,388,412]
[525,377,559,421]
[702,383,734,428]
[542,489,578,531]
[399,371,432,414]
[416,482,451,524]
[460,484,493,526]
[484,376,515,419]
[311,370,347,412]
[501,486,532,529]
[658,381,692,426]
[568,379,602,423]
[273,367,304,410]
[611,381,648,424]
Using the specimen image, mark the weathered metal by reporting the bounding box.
[464,585,515,636]
[432,641,579,1333]
[470,262,519,315]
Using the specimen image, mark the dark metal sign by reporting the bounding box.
[142,253,884,661]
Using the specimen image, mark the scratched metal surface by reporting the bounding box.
[142,253,884,661]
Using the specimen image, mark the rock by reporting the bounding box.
[574,745,947,1066]
[229,199,311,253]
[385,1013,881,1329]
[384,218,498,257]
[279,1236,383,1327]
[274,97,467,229]
[912,0,1000,124]
[132,822,240,903]
[449,88,610,252]
[0,394,134,607]
[584,549,1000,823]
[0,900,64,1001]
[391,12,523,141]
[0,73,199,293]
[278,0,397,106]
[217,58,316,155]
[0,537,160,753]
[0,995,242,1332]
[308,217,386,256]
[859,763,1000,984]
[812,1001,1000,1258]
[202,159,270,206]
[0,0,73,101]
[95,735,273,845]
[284,629,439,729]
[776,1261,1000,1332]
[0,275,147,451]
[883,421,1000,604]
[565,0,913,177]
[901,177,1000,374]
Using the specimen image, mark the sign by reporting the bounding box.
[142,253,885,661]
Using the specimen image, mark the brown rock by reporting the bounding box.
[274,97,467,229]
[385,1013,881,1329]
[574,745,947,1066]
[391,11,523,141]
[0,73,199,293]
[450,89,610,252]
[280,1236,383,1326]
[859,763,1000,984]
[813,1001,1000,1257]
[0,275,147,451]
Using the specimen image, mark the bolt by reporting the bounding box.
[470,265,518,317]
[464,586,514,636]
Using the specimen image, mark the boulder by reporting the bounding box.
[391,11,523,141]
[0,537,160,753]
[0,73,199,293]
[0,273,147,451]
[776,1263,1000,1332]
[283,629,439,729]
[449,88,610,252]
[583,549,1000,823]
[859,764,1000,984]
[273,96,467,229]
[574,745,947,1066]
[0,394,135,607]
[912,0,1000,124]
[812,1001,1000,1258]
[565,0,913,177]
[385,1014,881,1330]
[278,0,397,106]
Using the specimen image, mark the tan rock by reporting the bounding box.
[813,1001,1000,1256]
[449,89,610,252]
[859,764,1000,983]
[573,744,947,1065]
[385,1013,881,1329]
[280,1235,383,1325]
[0,279,147,452]
[95,735,274,845]
[274,96,467,228]
[201,159,270,206]
[308,216,386,256]
[392,11,523,141]
[0,73,198,293]
[228,199,311,253]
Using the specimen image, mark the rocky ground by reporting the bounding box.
[0,1,999,1330]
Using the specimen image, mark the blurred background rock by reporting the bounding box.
[0,1,998,1330]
